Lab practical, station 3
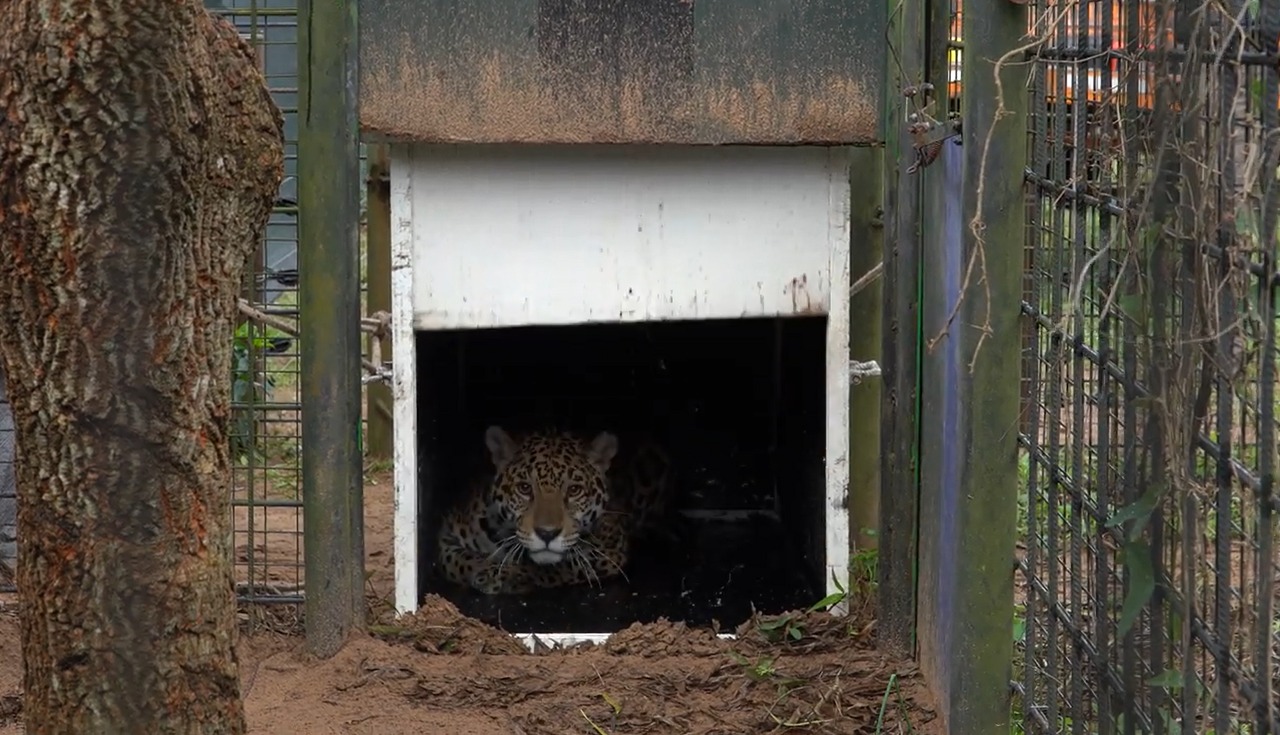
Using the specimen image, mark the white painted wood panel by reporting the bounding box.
[399,144,851,329]
[390,143,855,620]
[389,144,420,616]
[824,168,852,616]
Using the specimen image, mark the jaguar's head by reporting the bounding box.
[484,426,618,565]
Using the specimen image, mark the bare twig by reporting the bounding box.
[850,262,884,298]
[238,299,297,338]
[237,298,390,377]
[926,8,1070,372]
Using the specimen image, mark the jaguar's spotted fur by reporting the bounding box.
[436,426,670,595]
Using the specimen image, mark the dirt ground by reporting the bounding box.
[0,472,937,735]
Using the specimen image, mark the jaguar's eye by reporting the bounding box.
[567,484,584,497]
[517,481,533,494]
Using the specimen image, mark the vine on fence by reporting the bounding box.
[1011,0,1279,727]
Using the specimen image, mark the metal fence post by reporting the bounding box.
[877,0,926,660]
[298,0,364,656]
[364,145,393,461]
[914,0,1028,727]
[848,147,885,557]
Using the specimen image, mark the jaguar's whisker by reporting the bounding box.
[486,535,517,561]
[569,549,595,587]
[576,539,629,583]
[572,547,602,587]
[501,541,523,570]
[493,537,523,582]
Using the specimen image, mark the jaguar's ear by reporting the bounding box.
[484,426,519,471]
[584,431,619,473]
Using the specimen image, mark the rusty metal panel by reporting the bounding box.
[359,0,884,145]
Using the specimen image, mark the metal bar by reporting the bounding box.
[847,147,884,554]
[1067,3,1091,724]
[1093,4,1117,723]
[877,0,925,659]
[1210,12,1240,727]
[237,0,267,610]
[1252,0,1279,725]
[298,0,364,656]
[220,7,298,16]
[917,0,1029,722]
[234,594,305,605]
[364,145,393,460]
[231,498,305,509]
[1033,47,1280,66]
[1045,2,1071,725]
[1021,15,1047,720]
[1171,6,1207,728]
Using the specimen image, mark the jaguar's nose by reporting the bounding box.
[534,526,560,544]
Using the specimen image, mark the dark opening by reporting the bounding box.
[415,316,828,633]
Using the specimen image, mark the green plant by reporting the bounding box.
[809,572,848,612]
[230,321,289,463]
[755,576,849,643]
[850,541,879,594]
[755,613,807,643]
[873,673,917,734]
[728,651,778,680]
[1103,489,1164,638]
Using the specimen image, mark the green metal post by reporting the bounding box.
[847,147,884,557]
[299,0,364,656]
[914,0,1027,726]
[950,0,1027,726]
[365,145,393,460]
[877,0,925,659]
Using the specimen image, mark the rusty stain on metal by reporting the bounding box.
[361,40,880,146]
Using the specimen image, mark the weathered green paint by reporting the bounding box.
[877,0,925,659]
[848,150,885,556]
[948,0,1026,715]
[915,0,1027,729]
[358,0,884,145]
[365,145,393,461]
[299,0,365,656]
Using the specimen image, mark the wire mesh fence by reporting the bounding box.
[0,4,313,602]
[207,0,376,621]
[0,366,13,592]
[206,0,306,615]
[1016,0,1279,731]
[0,1,313,611]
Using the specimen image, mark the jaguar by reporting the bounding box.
[436,425,671,595]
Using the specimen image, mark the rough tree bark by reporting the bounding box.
[0,1,284,732]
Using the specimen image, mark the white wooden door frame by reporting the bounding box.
[390,143,851,625]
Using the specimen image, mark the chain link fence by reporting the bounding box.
[1016,0,1279,730]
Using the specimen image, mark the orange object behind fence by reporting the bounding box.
[947,0,1276,111]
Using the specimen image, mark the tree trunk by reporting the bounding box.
[0,1,284,732]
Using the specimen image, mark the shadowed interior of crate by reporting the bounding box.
[415,316,829,633]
